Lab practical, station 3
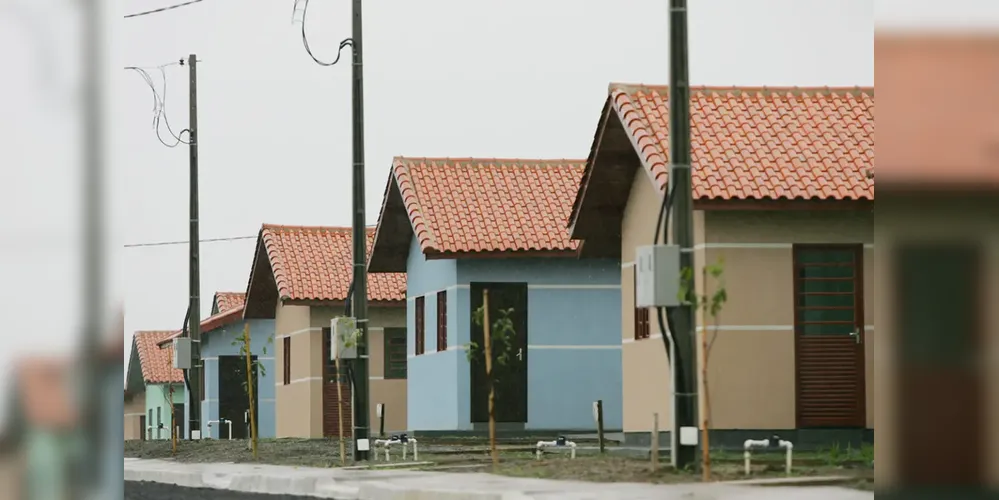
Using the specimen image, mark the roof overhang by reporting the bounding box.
[368,171,414,273]
[244,229,279,319]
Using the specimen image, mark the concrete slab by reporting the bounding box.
[124,458,873,500]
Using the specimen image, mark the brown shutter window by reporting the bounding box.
[437,291,448,352]
[635,307,650,340]
[282,336,291,385]
[415,296,425,355]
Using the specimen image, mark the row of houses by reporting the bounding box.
[126,83,875,449]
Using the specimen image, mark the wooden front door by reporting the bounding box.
[793,245,867,428]
[470,282,529,424]
[218,355,257,439]
[322,328,353,438]
[896,242,984,485]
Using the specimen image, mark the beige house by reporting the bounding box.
[568,84,874,449]
[874,35,999,489]
[243,225,408,438]
[123,390,145,441]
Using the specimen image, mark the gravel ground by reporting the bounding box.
[124,481,321,500]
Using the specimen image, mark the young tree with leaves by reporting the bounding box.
[678,258,727,481]
[465,289,517,469]
[232,324,272,461]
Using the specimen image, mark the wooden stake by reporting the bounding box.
[335,346,346,465]
[483,289,498,469]
[701,323,711,481]
[244,324,259,461]
[651,412,659,471]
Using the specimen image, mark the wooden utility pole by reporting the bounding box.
[185,53,203,438]
[668,0,699,471]
[349,0,371,461]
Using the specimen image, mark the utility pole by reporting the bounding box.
[349,0,371,461]
[668,0,699,471]
[186,53,203,439]
[79,0,104,496]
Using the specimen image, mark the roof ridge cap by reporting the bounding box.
[391,157,440,252]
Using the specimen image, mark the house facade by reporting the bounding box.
[369,158,623,433]
[159,292,277,440]
[126,331,188,441]
[875,36,999,489]
[568,84,875,450]
[243,225,408,439]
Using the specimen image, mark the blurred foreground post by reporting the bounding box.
[78,0,106,496]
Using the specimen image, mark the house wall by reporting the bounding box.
[873,202,999,488]
[406,238,624,431]
[143,383,186,441]
[124,390,145,440]
[274,300,407,438]
[310,305,408,435]
[619,168,876,443]
[200,318,276,439]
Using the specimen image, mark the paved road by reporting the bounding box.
[125,481,321,500]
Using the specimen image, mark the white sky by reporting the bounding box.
[1,0,882,393]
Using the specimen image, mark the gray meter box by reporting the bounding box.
[172,338,192,370]
[635,244,681,308]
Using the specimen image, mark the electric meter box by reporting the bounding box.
[635,244,682,308]
[172,337,192,370]
[331,316,359,360]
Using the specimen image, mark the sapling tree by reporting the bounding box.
[678,258,727,481]
[464,289,516,469]
[232,324,273,460]
[331,320,361,466]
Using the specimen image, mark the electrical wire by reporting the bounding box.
[124,0,205,19]
[124,235,256,248]
[124,62,191,148]
[300,0,354,67]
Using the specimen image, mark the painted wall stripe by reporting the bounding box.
[527,344,621,350]
[622,325,876,344]
[274,376,323,387]
[275,327,321,340]
[622,243,875,267]
[527,284,620,290]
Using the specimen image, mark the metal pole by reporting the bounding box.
[79,0,104,495]
[350,0,371,461]
[187,53,202,439]
[668,0,699,471]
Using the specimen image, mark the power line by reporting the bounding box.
[124,235,256,248]
[124,0,205,19]
[299,0,353,67]
[124,62,191,148]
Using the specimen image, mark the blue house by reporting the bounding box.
[368,157,623,433]
[159,292,276,439]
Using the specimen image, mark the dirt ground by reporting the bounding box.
[125,438,873,488]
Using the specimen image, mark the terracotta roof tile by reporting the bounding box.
[261,225,406,302]
[214,292,245,314]
[609,84,874,200]
[390,158,586,255]
[157,305,246,347]
[134,330,185,384]
[16,357,74,430]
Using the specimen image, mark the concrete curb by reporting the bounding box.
[124,459,874,500]
[721,476,859,487]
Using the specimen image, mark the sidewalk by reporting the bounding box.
[124,458,873,500]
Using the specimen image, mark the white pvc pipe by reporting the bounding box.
[743,438,794,475]
[373,438,418,461]
[207,420,233,440]
[535,440,577,460]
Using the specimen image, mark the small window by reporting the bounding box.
[156,407,161,425]
[384,328,408,379]
[415,296,426,355]
[436,291,448,351]
[282,336,291,385]
[635,307,650,340]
